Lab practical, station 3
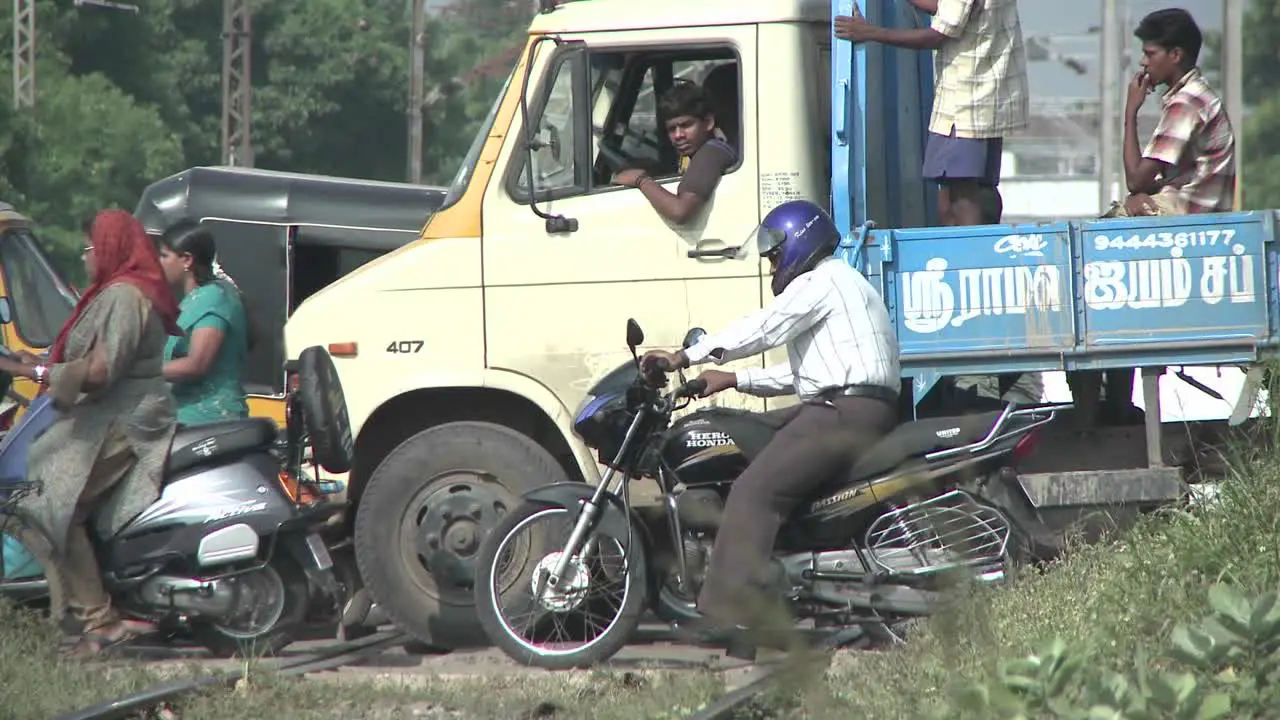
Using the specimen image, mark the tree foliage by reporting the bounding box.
[0,0,534,279]
[1226,0,1280,209]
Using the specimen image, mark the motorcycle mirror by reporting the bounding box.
[681,327,707,350]
[626,318,644,353]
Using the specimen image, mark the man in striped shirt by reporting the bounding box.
[642,201,900,651]
[1106,8,1235,218]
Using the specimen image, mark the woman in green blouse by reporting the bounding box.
[156,223,251,426]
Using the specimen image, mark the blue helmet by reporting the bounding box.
[755,200,840,296]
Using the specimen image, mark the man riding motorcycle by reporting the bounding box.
[641,199,901,645]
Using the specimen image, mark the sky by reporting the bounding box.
[1020,0,1227,101]
[423,0,1230,103]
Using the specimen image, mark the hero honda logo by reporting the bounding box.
[685,431,733,449]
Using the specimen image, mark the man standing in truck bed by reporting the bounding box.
[835,0,1028,227]
[836,0,1039,411]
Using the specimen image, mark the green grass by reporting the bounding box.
[802,438,1280,718]
[0,600,729,719]
[7,424,1280,717]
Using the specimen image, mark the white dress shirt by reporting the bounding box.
[682,257,900,400]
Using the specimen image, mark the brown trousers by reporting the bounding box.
[64,423,137,629]
[696,395,897,626]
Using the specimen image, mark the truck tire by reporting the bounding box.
[353,421,569,649]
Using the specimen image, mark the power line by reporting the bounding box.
[408,0,426,183]
[1098,0,1120,214]
[220,0,253,167]
[11,0,34,109]
[1223,0,1243,209]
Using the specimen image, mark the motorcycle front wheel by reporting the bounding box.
[474,501,648,669]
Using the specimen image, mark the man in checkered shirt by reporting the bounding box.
[835,0,1027,227]
[1106,8,1236,218]
[1081,9,1237,429]
[836,1,1039,411]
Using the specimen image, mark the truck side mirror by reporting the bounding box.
[517,37,585,235]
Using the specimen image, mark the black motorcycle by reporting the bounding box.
[473,319,1069,669]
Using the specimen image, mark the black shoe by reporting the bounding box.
[672,616,758,661]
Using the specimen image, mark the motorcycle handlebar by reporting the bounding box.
[674,378,707,400]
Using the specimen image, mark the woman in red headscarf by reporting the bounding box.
[0,209,182,658]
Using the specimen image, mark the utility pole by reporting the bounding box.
[1098,0,1120,213]
[221,0,253,167]
[408,0,426,183]
[1223,0,1244,210]
[12,0,34,109]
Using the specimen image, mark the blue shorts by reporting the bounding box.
[922,126,1004,187]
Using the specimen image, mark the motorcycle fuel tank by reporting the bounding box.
[661,412,749,487]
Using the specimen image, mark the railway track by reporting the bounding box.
[54,630,411,720]
[50,621,870,720]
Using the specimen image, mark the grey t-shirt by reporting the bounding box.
[678,137,737,199]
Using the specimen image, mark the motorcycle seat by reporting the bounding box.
[167,418,279,476]
[845,411,1005,483]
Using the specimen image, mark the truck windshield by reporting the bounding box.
[0,228,77,348]
[437,69,516,213]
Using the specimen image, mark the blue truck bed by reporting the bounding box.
[840,212,1275,399]
[828,0,1273,404]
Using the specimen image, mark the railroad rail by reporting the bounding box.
[55,630,411,720]
[50,623,870,719]
[683,627,868,720]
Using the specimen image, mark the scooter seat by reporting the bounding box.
[167,418,279,476]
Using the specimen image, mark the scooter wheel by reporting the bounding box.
[191,555,310,658]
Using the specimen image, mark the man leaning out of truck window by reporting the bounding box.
[612,81,737,225]
[835,0,1029,228]
[1106,8,1236,218]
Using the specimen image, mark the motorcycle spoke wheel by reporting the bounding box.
[486,507,633,657]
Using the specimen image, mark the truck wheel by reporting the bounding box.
[353,422,569,649]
